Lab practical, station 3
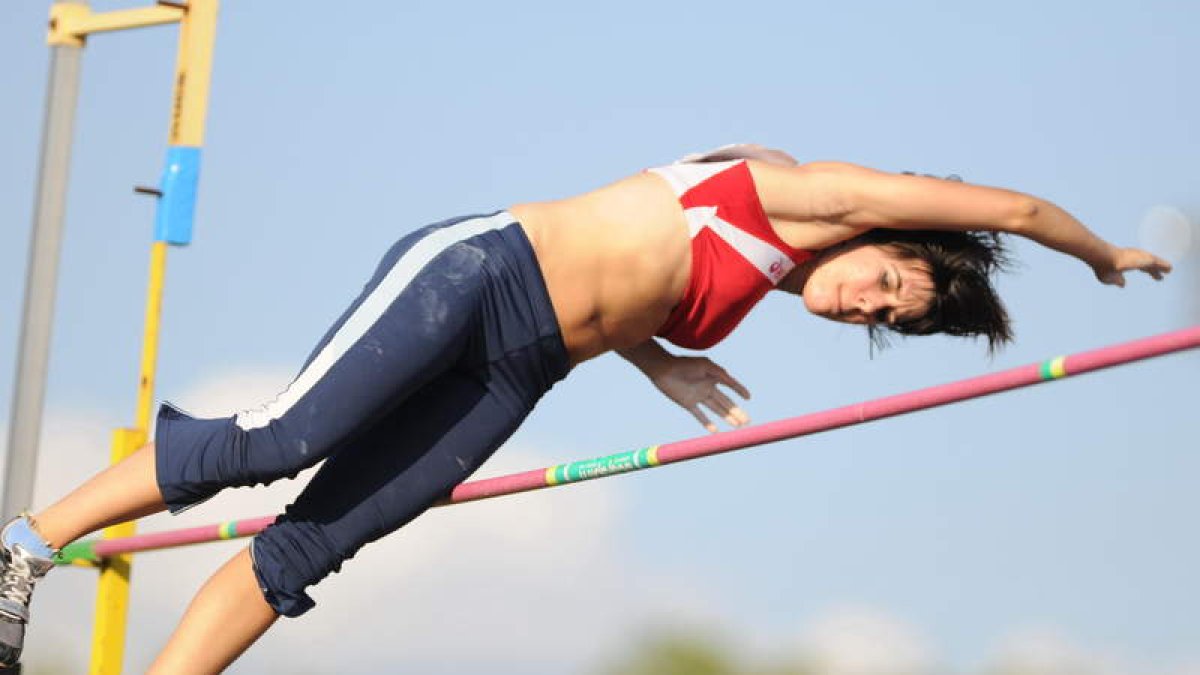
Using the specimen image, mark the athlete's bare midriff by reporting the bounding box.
[510,173,692,366]
[511,162,847,366]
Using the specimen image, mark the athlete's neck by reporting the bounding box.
[776,257,817,296]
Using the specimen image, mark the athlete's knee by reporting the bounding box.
[249,516,354,618]
[155,404,321,513]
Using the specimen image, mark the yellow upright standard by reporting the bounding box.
[47,2,219,672]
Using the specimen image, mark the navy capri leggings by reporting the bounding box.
[154,212,570,616]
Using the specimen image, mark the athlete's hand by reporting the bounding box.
[649,356,751,433]
[1093,246,1172,287]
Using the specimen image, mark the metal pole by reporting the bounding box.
[3,2,89,520]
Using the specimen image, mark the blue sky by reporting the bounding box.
[1,1,1198,672]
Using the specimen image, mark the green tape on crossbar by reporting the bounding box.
[544,446,660,485]
[56,539,99,566]
[1039,356,1067,380]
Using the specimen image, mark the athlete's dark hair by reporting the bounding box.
[854,228,1015,353]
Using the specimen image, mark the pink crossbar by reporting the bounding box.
[78,326,1199,559]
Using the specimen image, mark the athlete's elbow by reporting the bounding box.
[1002,196,1041,234]
[793,161,871,221]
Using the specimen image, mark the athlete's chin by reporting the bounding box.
[810,310,853,325]
[802,290,834,319]
[803,296,857,325]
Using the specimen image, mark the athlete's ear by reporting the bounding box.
[676,143,799,167]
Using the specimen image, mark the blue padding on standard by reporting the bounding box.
[154,146,202,245]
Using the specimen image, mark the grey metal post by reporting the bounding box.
[3,15,87,520]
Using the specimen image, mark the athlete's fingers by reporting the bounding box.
[687,404,718,434]
[1145,259,1169,280]
[709,389,735,413]
[708,391,749,426]
[713,390,750,425]
[701,396,735,428]
[729,405,750,426]
[710,366,751,400]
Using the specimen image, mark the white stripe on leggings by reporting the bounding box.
[234,212,514,431]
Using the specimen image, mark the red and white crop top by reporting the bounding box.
[648,159,814,350]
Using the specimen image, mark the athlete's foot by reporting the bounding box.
[0,516,56,668]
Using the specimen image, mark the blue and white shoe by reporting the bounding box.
[0,516,56,668]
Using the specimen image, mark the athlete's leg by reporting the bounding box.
[147,548,275,675]
[0,444,165,666]
[147,218,568,668]
[251,367,534,616]
[26,215,505,549]
[32,443,162,549]
[154,215,511,514]
[0,215,515,668]
[144,369,529,670]
[246,218,569,619]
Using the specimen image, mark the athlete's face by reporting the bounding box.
[801,243,935,327]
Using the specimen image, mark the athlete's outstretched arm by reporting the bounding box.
[757,161,1172,286]
[617,339,751,433]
